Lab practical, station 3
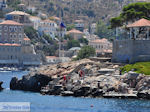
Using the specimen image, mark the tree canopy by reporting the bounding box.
[96,20,114,38]
[76,45,95,60]
[110,2,150,28]
[67,39,80,49]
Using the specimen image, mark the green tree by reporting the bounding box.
[67,39,80,49]
[66,24,75,31]
[7,0,21,10]
[77,45,95,60]
[78,38,88,45]
[24,26,38,40]
[96,20,114,38]
[110,2,150,28]
[64,34,73,40]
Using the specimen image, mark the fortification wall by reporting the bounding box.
[112,40,150,63]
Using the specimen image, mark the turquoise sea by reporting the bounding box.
[0,71,150,112]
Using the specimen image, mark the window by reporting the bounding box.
[9,26,13,32]
[4,33,7,38]
[0,26,2,31]
[4,26,8,31]
[19,26,22,32]
[14,26,17,32]
[19,34,22,38]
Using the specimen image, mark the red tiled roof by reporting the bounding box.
[7,11,29,16]
[0,20,23,26]
[51,16,61,20]
[0,43,21,46]
[42,19,55,23]
[127,18,150,28]
[67,29,83,34]
[90,38,108,43]
[24,37,30,41]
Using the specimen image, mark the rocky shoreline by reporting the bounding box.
[10,59,150,99]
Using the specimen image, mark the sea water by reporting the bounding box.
[0,71,150,112]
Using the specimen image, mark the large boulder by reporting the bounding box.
[120,72,144,88]
[0,81,3,91]
[137,90,150,99]
[136,76,150,92]
[10,73,52,92]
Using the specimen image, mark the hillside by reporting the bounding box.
[20,0,149,24]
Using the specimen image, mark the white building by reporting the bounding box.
[91,23,97,34]
[74,20,84,32]
[38,19,57,38]
[29,16,41,30]
[0,0,7,10]
[89,38,112,56]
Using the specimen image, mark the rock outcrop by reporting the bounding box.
[9,59,150,99]
[10,73,52,92]
[0,81,3,91]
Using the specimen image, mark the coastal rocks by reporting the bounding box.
[10,58,150,99]
[136,76,150,91]
[137,90,150,99]
[0,81,3,91]
[10,73,52,92]
[120,72,143,88]
[61,91,74,96]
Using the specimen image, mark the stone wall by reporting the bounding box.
[112,40,150,63]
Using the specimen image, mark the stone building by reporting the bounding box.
[112,18,150,63]
[67,29,84,40]
[0,20,24,44]
[5,11,33,27]
[89,38,112,56]
[0,20,41,66]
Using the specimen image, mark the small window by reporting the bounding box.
[19,26,22,32]
[0,26,2,30]
[14,27,17,32]
[4,26,8,31]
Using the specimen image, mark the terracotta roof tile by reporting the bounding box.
[67,29,83,34]
[90,38,108,43]
[7,11,29,16]
[42,19,55,23]
[24,37,30,41]
[0,43,21,46]
[127,18,150,28]
[50,16,61,20]
[0,20,23,26]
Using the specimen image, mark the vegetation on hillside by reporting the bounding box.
[21,0,140,24]
[67,39,80,49]
[121,62,150,75]
[96,20,114,38]
[110,2,150,28]
[76,45,96,60]
[24,26,58,56]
